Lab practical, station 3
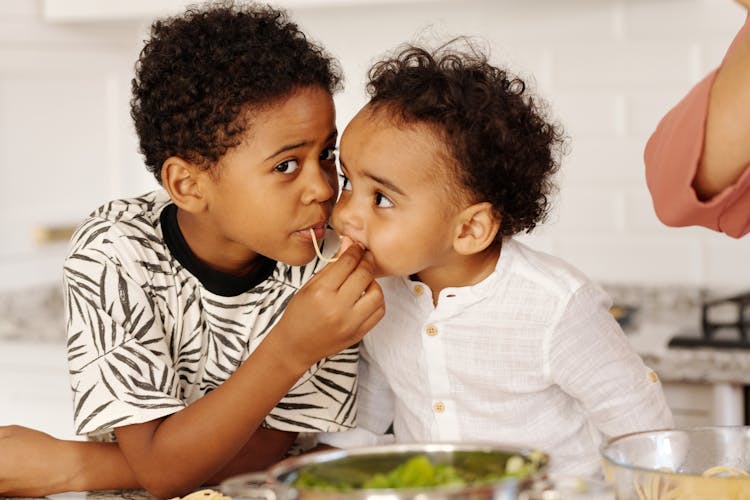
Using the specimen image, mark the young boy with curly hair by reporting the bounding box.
[321,41,673,476]
[0,3,383,498]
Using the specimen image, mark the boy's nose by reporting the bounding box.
[301,164,335,205]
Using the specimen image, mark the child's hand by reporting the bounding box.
[274,243,384,372]
[0,425,76,496]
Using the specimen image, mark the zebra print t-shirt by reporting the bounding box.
[63,189,357,440]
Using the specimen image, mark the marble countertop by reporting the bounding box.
[2,282,750,384]
[608,284,750,385]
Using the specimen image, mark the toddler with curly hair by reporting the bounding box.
[322,40,673,477]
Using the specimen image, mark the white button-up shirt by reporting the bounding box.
[321,238,673,476]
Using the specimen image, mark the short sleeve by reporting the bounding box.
[64,225,183,437]
[317,341,396,447]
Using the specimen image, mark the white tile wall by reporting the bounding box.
[295,0,750,290]
[0,0,748,291]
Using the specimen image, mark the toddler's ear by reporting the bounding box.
[453,202,501,255]
[161,156,207,213]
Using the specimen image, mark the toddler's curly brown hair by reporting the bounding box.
[366,39,566,239]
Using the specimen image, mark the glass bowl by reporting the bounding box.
[600,426,750,499]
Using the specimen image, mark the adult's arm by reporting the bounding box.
[696,12,750,197]
[644,13,750,237]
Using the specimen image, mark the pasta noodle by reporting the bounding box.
[703,466,750,477]
[168,489,231,500]
[632,466,750,500]
[310,228,338,263]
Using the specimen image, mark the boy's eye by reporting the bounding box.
[275,159,300,174]
[338,172,351,191]
[321,146,337,162]
[375,192,394,208]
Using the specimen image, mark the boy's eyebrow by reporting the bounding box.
[340,159,406,197]
[264,130,338,161]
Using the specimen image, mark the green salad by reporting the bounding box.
[292,450,546,491]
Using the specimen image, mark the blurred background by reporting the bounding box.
[2,0,749,293]
[1,0,749,439]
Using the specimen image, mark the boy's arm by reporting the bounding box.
[109,244,383,499]
[0,425,135,497]
[0,425,294,497]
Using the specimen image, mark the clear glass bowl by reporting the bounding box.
[600,426,750,499]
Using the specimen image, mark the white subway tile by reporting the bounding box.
[556,235,704,285]
[563,137,646,184]
[622,189,714,238]
[623,1,746,41]
[624,90,695,136]
[555,188,623,232]
[554,91,622,137]
[553,41,693,89]
[704,235,750,289]
[481,0,619,43]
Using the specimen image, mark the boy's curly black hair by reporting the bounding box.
[366,39,565,239]
[131,1,343,183]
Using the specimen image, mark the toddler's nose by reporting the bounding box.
[331,199,361,237]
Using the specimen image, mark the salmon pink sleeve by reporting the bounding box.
[644,16,750,238]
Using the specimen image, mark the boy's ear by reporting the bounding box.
[160,156,208,213]
[452,202,501,255]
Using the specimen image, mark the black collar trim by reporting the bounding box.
[160,203,277,296]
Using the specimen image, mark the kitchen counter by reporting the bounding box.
[3,282,749,383]
[606,284,750,385]
[628,320,750,385]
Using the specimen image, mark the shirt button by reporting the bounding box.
[425,325,438,336]
[648,371,659,383]
[413,285,424,296]
[433,401,446,413]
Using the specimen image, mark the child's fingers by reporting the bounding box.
[336,256,377,302]
[313,244,368,289]
[351,281,386,332]
[336,235,355,256]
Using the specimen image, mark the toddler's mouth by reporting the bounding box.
[309,229,358,263]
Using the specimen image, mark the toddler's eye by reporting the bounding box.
[375,192,394,208]
[275,159,300,174]
[321,147,337,162]
[338,173,351,191]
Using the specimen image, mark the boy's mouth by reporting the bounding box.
[303,223,327,242]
